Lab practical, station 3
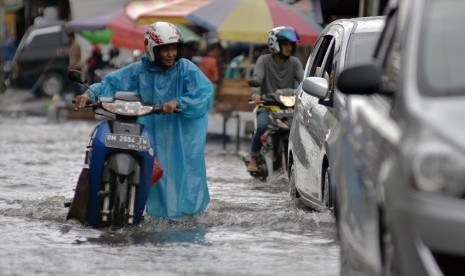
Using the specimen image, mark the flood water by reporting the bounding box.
[0,115,339,276]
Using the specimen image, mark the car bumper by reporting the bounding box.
[390,191,465,275]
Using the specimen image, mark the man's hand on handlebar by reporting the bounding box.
[74,93,91,109]
[250,94,261,103]
[162,100,178,114]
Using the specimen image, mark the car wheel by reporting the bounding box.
[289,164,299,200]
[381,219,400,276]
[323,167,332,210]
[40,72,64,97]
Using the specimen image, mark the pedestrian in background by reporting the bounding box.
[86,44,104,83]
[64,32,82,95]
[66,32,82,71]
[199,42,223,112]
[199,42,223,84]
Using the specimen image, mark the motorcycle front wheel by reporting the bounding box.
[111,174,129,228]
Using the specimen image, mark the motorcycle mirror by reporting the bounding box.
[68,70,86,84]
[68,69,98,100]
[248,78,262,87]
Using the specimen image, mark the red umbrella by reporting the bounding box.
[67,10,146,50]
[108,13,202,51]
[108,13,147,51]
[67,7,200,52]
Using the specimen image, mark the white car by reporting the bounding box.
[287,16,385,211]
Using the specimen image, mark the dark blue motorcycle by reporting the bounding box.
[66,70,177,228]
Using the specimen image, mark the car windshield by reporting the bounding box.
[344,32,380,68]
[419,0,465,96]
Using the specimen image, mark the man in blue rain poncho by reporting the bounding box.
[74,22,213,218]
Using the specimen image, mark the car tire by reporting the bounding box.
[381,217,401,276]
[289,164,299,201]
[323,167,333,210]
[40,72,65,97]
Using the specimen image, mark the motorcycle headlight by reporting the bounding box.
[102,100,153,116]
[279,95,296,107]
[412,143,465,197]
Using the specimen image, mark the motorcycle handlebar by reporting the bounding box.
[72,100,181,114]
[71,99,100,111]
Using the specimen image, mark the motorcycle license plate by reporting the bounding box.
[105,134,149,151]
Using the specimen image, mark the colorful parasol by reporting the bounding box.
[66,9,124,32]
[125,0,213,25]
[185,0,322,45]
[108,14,201,51]
[79,29,113,44]
[125,0,174,23]
[66,8,200,50]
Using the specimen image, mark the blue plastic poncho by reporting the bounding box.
[87,55,213,218]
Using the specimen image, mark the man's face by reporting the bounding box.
[279,40,294,57]
[158,44,178,67]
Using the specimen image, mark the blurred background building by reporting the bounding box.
[2,0,389,46]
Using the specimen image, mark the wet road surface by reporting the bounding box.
[0,115,339,275]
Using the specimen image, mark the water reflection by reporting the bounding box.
[86,227,210,246]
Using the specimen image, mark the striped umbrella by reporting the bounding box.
[185,0,322,45]
[125,0,174,23]
[125,0,212,25]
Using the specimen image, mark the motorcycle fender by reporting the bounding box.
[107,153,138,177]
[66,167,89,224]
[264,151,274,176]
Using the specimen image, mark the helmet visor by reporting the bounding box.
[277,28,300,42]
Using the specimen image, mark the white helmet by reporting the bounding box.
[268,26,300,54]
[144,22,184,62]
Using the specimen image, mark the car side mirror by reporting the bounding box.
[68,69,86,84]
[337,64,381,95]
[302,77,329,100]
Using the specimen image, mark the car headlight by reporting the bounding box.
[102,100,153,116]
[279,95,296,107]
[413,143,465,197]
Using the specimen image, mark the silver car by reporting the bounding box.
[287,17,385,211]
[336,0,465,275]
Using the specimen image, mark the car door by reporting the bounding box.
[340,7,401,272]
[294,26,341,200]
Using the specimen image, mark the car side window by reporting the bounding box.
[306,35,335,79]
[382,32,400,94]
[27,32,62,49]
[375,6,400,94]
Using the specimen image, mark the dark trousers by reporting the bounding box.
[250,107,270,155]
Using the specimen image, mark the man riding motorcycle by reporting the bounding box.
[247,26,304,173]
